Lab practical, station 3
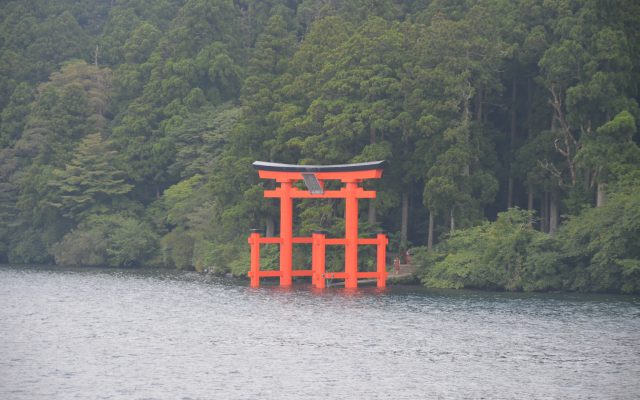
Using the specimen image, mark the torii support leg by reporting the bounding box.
[376,233,388,288]
[344,181,359,289]
[248,231,261,288]
[312,231,326,288]
[280,181,293,286]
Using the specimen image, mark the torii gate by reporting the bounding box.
[248,160,388,289]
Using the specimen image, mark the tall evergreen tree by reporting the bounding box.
[48,133,133,222]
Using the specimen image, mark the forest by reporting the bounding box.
[0,0,639,293]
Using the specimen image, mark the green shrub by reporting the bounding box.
[107,218,158,267]
[52,228,107,266]
[559,175,640,293]
[160,229,195,270]
[10,229,55,264]
[414,208,563,291]
[52,214,158,267]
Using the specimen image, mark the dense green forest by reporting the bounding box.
[1,0,639,292]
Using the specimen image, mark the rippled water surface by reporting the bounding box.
[1,265,639,399]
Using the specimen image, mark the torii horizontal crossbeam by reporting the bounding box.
[264,187,376,199]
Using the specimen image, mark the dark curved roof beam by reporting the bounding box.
[252,160,387,173]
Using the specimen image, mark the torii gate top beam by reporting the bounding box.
[252,160,386,182]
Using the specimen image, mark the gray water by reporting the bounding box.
[1,265,639,400]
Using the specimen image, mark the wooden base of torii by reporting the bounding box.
[248,161,388,289]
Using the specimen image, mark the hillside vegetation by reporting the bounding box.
[0,0,638,292]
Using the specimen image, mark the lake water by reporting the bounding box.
[1,265,639,399]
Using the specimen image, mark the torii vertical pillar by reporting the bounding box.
[279,180,293,286]
[344,181,359,288]
[312,231,326,288]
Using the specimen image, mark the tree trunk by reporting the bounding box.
[401,191,409,248]
[507,75,517,209]
[450,207,455,233]
[584,168,591,190]
[511,76,517,144]
[507,177,514,209]
[368,201,376,224]
[526,77,532,134]
[541,191,549,233]
[475,86,483,122]
[549,88,578,186]
[370,124,376,145]
[527,190,534,228]
[265,216,275,237]
[427,210,434,250]
[597,182,607,207]
[366,123,377,225]
[549,192,559,235]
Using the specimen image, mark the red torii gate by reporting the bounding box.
[248,160,388,289]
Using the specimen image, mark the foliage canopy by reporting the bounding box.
[0,0,638,292]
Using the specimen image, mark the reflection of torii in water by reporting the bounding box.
[248,161,388,289]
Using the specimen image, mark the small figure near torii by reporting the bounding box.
[393,256,400,275]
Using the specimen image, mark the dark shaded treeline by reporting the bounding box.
[0,0,639,292]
